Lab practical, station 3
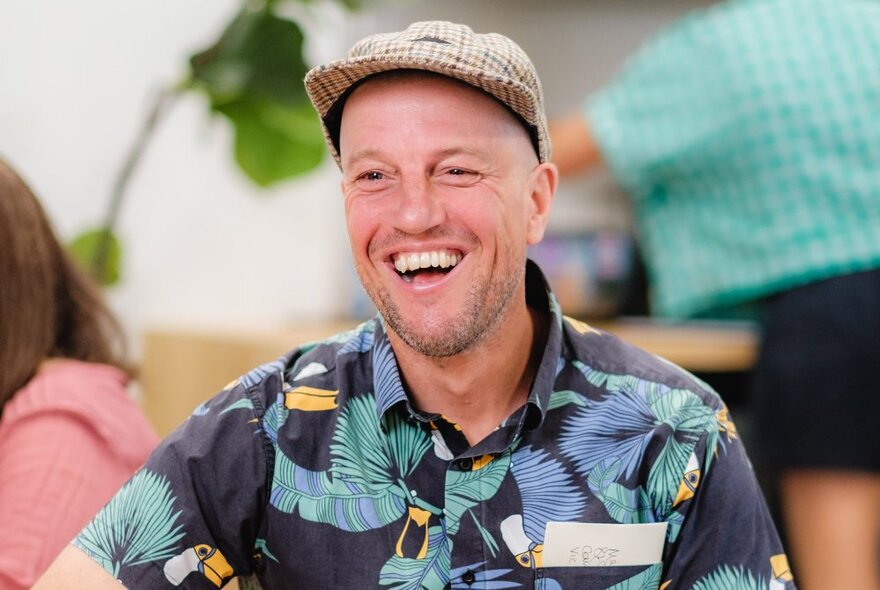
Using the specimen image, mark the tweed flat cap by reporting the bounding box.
[305,21,550,166]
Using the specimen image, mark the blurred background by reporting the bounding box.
[2,0,737,437]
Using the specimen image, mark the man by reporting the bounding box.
[549,1,880,588]
[35,21,792,590]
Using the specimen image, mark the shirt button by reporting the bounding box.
[457,458,473,470]
[462,569,476,585]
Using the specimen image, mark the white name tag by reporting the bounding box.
[542,522,668,567]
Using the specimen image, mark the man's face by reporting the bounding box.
[339,73,552,357]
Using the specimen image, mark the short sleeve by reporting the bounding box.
[73,372,279,589]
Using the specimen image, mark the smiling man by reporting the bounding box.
[35,21,792,590]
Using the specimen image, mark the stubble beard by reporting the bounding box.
[357,254,525,358]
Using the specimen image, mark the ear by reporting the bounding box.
[525,162,558,245]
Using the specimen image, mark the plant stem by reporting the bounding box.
[91,86,179,283]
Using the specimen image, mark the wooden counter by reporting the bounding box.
[140,317,759,436]
[592,317,759,373]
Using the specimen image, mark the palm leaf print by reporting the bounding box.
[665,510,685,544]
[650,387,714,432]
[608,563,663,590]
[75,469,184,577]
[219,397,254,415]
[288,322,371,361]
[560,384,655,479]
[239,358,286,389]
[379,525,450,590]
[317,319,375,348]
[560,362,716,480]
[271,392,436,532]
[270,448,407,531]
[270,394,439,532]
[335,320,376,356]
[596,481,654,524]
[587,459,654,524]
[692,565,768,590]
[443,452,511,535]
[261,394,286,444]
[384,409,433,478]
[330,393,430,486]
[650,388,718,470]
[646,437,698,517]
[510,446,586,541]
[547,390,587,411]
[468,511,501,558]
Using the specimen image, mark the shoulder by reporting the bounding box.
[560,316,725,413]
[213,319,380,417]
[3,359,145,429]
[1,359,159,463]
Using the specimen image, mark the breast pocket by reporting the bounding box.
[536,562,662,590]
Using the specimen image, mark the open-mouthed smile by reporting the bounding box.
[392,249,462,283]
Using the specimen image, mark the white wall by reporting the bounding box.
[1,0,714,356]
[2,0,358,345]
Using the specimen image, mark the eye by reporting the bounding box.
[359,170,385,181]
[352,169,394,192]
[439,167,479,186]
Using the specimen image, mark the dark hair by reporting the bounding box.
[0,158,132,408]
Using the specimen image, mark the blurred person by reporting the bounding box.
[0,158,160,589]
[36,21,790,589]
[549,0,880,588]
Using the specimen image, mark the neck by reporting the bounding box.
[388,300,548,446]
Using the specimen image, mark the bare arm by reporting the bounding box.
[548,110,604,177]
[32,545,122,589]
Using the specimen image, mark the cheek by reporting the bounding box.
[345,199,382,255]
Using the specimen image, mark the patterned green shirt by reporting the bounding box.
[74,263,791,589]
[586,0,880,318]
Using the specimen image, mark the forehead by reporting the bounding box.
[338,72,532,161]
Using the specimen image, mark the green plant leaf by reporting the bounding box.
[189,8,309,107]
[218,98,325,186]
[68,228,122,286]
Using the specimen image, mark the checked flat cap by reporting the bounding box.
[305,21,550,166]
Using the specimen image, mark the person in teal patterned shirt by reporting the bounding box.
[549,1,880,588]
[36,20,792,590]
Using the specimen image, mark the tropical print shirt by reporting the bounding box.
[74,263,793,589]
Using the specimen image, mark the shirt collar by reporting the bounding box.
[370,259,564,428]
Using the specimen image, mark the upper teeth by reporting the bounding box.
[394,251,460,273]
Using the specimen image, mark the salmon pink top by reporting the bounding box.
[0,359,159,589]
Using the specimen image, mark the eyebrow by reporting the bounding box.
[344,146,490,169]
[343,148,383,169]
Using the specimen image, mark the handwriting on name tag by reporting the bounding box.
[543,522,667,568]
[569,545,621,566]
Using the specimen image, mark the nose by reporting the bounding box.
[392,175,445,234]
